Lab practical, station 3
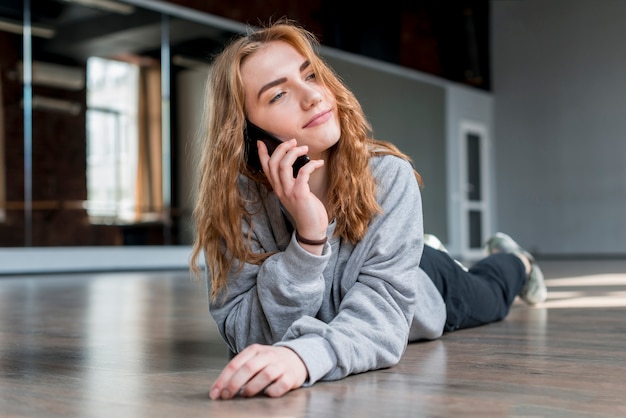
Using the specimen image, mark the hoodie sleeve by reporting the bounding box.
[277,156,430,384]
[207,177,333,353]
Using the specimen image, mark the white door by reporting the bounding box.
[459,120,491,260]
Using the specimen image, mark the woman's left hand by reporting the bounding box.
[209,344,308,400]
[257,139,328,245]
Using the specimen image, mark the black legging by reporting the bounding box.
[419,245,527,332]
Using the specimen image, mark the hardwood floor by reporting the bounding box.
[0,260,625,417]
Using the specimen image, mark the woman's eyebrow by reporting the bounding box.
[300,59,310,72]
[258,77,287,99]
[257,60,311,99]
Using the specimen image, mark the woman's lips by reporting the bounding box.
[304,110,332,128]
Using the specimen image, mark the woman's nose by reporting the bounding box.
[302,87,323,109]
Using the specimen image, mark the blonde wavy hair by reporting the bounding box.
[190,19,422,300]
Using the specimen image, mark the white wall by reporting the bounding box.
[322,49,494,258]
[324,51,449,242]
[176,67,208,245]
[492,0,626,256]
[445,85,494,257]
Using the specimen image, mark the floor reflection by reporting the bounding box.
[544,273,626,308]
[1,263,625,418]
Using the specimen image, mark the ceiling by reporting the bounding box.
[0,0,236,66]
[0,0,491,90]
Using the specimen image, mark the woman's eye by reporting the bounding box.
[269,91,285,103]
[306,72,316,81]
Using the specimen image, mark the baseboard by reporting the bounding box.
[0,246,203,275]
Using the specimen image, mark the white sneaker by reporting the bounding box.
[484,232,547,305]
[424,234,468,272]
[424,233,448,253]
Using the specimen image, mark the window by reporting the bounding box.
[85,57,139,222]
[0,72,5,223]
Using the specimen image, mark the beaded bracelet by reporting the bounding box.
[296,230,328,246]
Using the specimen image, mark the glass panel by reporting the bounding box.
[15,0,167,246]
[467,132,481,201]
[0,3,24,246]
[167,16,234,245]
[0,28,10,225]
[468,209,482,249]
[0,68,4,223]
[0,1,240,247]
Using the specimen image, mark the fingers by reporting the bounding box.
[258,139,310,184]
[239,359,283,398]
[209,345,308,400]
[262,373,299,398]
[291,158,324,187]
[209,346,258,400]
[209,344,275,400]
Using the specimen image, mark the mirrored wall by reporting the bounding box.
[0,0,240,247]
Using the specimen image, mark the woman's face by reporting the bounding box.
[241,41,340,160]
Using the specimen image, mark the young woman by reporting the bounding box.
[190,19,547,400]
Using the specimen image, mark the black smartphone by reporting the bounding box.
[244,119,310,178]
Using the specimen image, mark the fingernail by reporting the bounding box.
[221,389,231,399]
[209,388,220,400]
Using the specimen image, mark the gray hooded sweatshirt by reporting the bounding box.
[207,154,446,386]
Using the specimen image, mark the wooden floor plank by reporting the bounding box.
[0,260,625,417]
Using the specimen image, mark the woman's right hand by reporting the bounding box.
[209,344,308,400]
[258,139,328,250]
